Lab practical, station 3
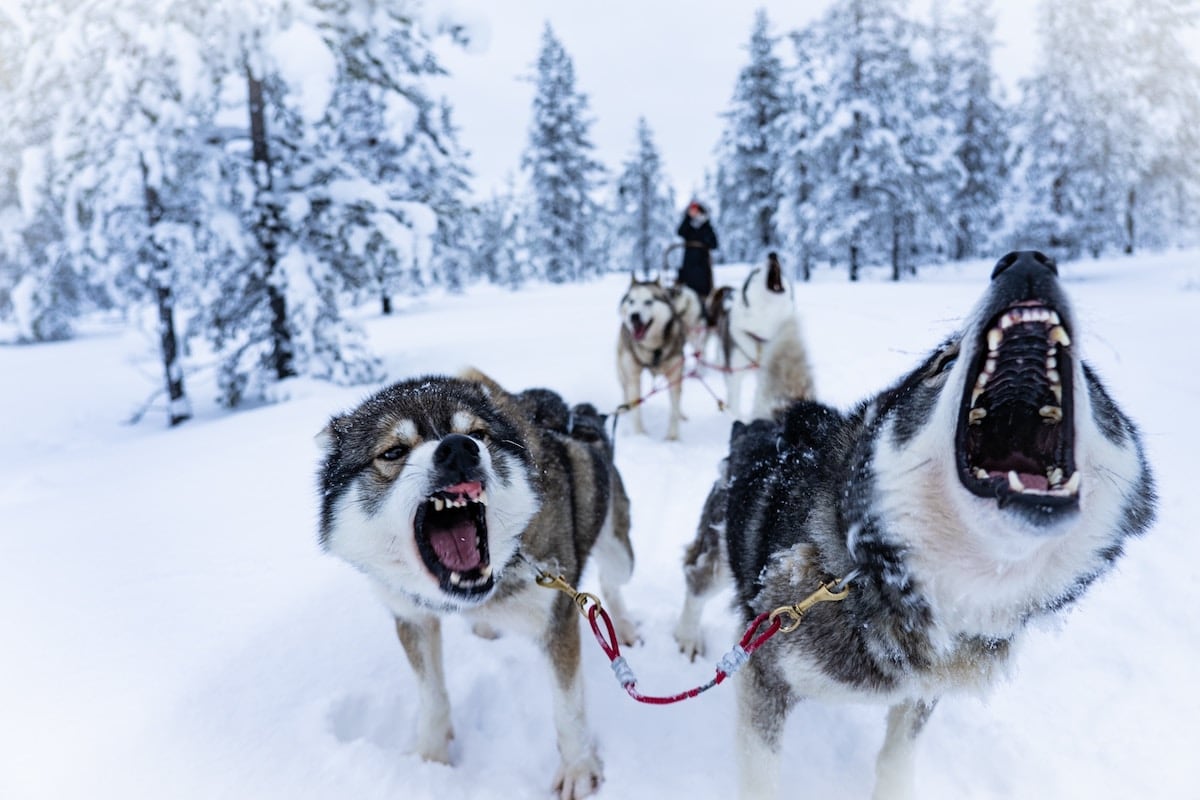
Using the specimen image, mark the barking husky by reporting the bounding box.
[674,251,1156,799]
[617,278,705,440]
[714,252,815,419]
[317,370,636,799]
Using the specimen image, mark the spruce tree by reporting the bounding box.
[714,9,790,263]
[612,118,676,278]
[521,23,603,283]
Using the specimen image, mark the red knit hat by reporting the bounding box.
[687,201,703,213]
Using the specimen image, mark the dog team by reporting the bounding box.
[317,221,1157,798]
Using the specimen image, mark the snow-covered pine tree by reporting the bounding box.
[521,23,604,283]
[777,24,829,281]
[611,117,676,278]
[0,3,93,342]
[800,0,955,280]
[197,0,471,406]
[469,187,525,289]
[929,0,1010,261]
[714,9,790,263]
[1008,0,1199,258]
[45,0,231,425]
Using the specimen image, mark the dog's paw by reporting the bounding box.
[471,621,501,640]
[553,753,604,800]
[613,616,641,648]
[415,723,455,765]
[672,623,705,662]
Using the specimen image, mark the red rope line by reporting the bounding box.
[584,603,782,706]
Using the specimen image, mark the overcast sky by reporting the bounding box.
[429,0,1041,204]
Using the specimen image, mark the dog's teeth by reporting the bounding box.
[1008,471,1025,492]
[1000,313,1016,330]
[480,564,492,578]
[987,329,1003,351]
[1063,471,1081,494]
[971,387,984,407]
[1050,325,1071,346]
[449,571,462,585]
[1039,405,1063,423]
[477,489,488,506]
[984,358,997,375]
[1046,356,1057,369]
[1047,369,1061,386]
[975,467,990,480]
[1048,311,1061,325]
[1047,466,1064,486]
[432,497,445,511]
[969,407,987,424]
[975,371,990,390]
[1052,384,1063,403]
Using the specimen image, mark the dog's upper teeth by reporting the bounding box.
[969,407,987,425]
[1039,405,1063,423]
[986,329,1003,352]
[971,387,984,407]
[1050,325,1071,346]
[433,497,445,511]
[477,489,488,506]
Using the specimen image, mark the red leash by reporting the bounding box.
[533,569,853,705]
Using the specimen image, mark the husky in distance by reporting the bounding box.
[673,250,1157,799]
[318,370,636,799]
[617,277,705,440]
[711,252,815,419]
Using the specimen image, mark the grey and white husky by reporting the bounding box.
[673,251,1157,799]
[317,370,636,799]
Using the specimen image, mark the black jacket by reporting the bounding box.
[676,214,718,299]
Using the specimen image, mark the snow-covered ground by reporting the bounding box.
[2,252,1196,800]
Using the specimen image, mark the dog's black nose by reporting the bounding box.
[991,250,1057,280]
[433,434,481,481]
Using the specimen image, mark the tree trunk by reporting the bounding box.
[1124,187,1136,255]
[140,153,191,427]
[891,212,902,281]
[849,244,859,282]
[247,68,295,380]
[381,294,393,315]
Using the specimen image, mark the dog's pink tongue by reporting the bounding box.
[430,522,482,572]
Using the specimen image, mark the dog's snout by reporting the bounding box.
[433,434,481,481]
[991,250,1058,280]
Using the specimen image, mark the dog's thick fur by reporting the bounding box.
[617,278,705,440]
[317,370,636,799]
[674,251,1157,799]
[713,253,815,419]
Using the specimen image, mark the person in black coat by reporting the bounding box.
[676,200,718,302]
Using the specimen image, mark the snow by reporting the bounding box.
[268,22,336,124]
[2,252,1196,799]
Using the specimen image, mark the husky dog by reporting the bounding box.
[317,370,636,799]
[617,277,704,440]
[714,252,814,419]
[674,251,1157,799]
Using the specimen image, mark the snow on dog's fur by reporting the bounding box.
[317,370,636,799]
[675,251,1157,800]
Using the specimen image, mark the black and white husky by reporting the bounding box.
[674,251,1157,799]
[317,370,636,799]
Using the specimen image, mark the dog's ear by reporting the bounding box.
[315,415,349,454]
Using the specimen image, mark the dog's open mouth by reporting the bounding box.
[957,301,1079,513]
[413,480,494,596]
[630,318,651,341]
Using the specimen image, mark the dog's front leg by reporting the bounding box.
[616,353,645,435]
[545,598,603,799]
[665,360,684,440]
[872,698,938,800]
[735,660,795,799]
[394,615,453,764]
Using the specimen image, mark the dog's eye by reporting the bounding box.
[469,428,491,442]
[377,446,408,462]
[934,352,958,375]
